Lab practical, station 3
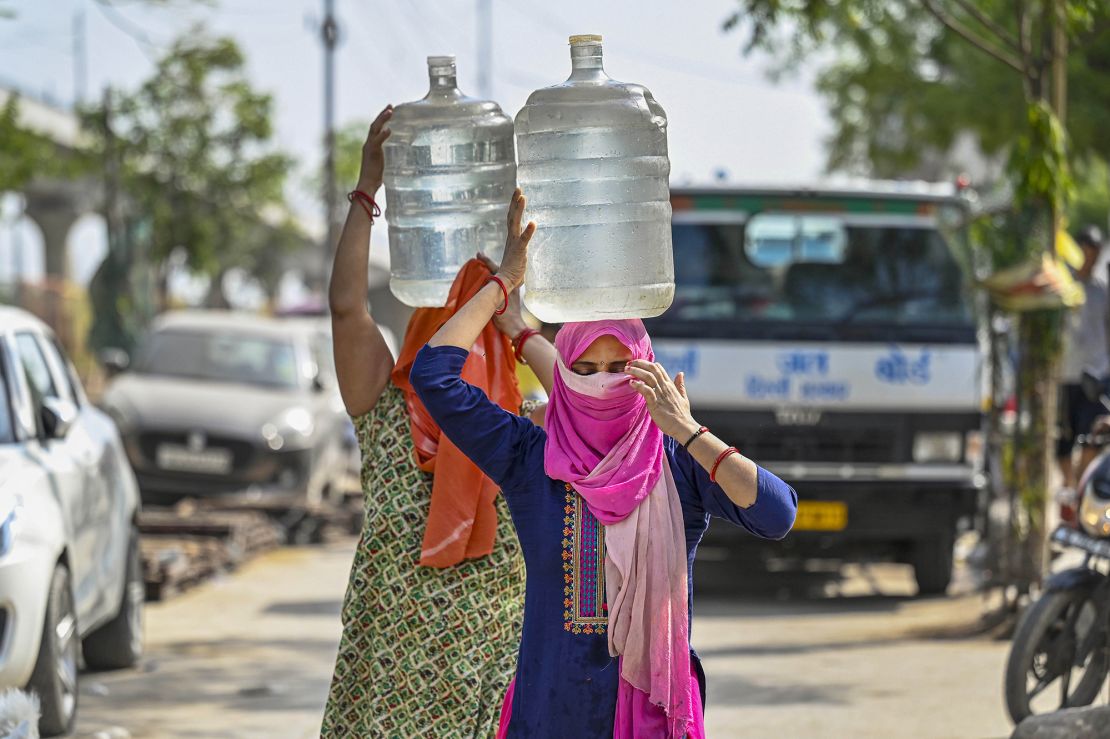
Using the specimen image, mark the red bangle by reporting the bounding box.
[710,446,739,483]
[488,275,509,315]
[347,190,381,223]
[512,328,540,364]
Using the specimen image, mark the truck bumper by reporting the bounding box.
[704,479,983,560]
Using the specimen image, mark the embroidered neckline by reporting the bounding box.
[562,483,607,635]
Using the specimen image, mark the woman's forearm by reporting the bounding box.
[428,282,506,350]
[328,203,373,318]
[684,428,760,508]
[521,335,556,394]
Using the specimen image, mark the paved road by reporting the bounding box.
[74,537,1014,739]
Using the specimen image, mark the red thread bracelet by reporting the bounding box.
[488,275,509,315]
[347,190,381,223]
[512,328,540,364]
[710,447,739,483]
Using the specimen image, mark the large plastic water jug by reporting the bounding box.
[383,56,517,307]
[515,35,673,322]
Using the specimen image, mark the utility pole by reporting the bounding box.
[477,0,492,99]
[321,0,339,283]
[73,1,87,105]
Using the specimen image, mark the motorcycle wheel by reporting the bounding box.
[1004,586,1110,724]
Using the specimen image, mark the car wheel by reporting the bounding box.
[27,563,79,737]
[83,527,144,670]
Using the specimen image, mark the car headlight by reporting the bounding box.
[262,407,316,451]
[1079,480,1110,537]
[912,432,962,463]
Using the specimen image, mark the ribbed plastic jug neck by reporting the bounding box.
[426,55,461,97]
[568,36,608,82]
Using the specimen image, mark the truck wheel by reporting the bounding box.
[911,535,954,596]
[27,563,79,737]
[82,527,144,670]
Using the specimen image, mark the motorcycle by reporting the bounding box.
[1004,372,1110,723]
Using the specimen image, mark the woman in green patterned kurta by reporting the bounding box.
[321,107,556,738]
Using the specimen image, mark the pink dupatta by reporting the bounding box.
[543,320,696,739]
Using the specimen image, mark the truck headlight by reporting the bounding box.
[913,432,962,463]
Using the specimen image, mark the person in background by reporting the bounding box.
[1058,225,1109,497]
[321,106,556,738]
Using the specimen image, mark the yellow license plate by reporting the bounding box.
[794,501,848,531]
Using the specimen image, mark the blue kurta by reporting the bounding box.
[411,344,798,738]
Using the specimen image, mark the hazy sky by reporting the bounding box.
[0,0,829,285]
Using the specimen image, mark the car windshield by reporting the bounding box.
[133,329,301,389]
[663,215,973,327]
[0,360,14,444]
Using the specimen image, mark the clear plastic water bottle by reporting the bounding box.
[383,56,517,307]
[515,34,674,322]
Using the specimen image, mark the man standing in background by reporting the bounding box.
[1057,226,1110,496]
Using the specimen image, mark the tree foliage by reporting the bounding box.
[724,1,1110,183]
[82,31,296,282]
[0,96,52,192]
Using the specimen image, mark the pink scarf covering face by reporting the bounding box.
[544,320,694,739]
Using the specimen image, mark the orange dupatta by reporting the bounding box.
[391,259,523,568]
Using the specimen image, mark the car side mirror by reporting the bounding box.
[40,397,78,439]
[1080,371,1107,404]
[100,348,130,378]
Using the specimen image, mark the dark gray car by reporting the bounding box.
[100,311,350,507]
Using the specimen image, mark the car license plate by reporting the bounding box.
[155,444,233,475]
[1052,525,1110,558]
[793,501,848,531]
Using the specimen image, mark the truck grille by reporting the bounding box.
[731,426,896,464]
[694,410,902,464]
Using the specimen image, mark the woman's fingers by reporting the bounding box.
[520,221,536,246]
[627,360,672,389]
[630,380,657,403]
[370,127,392,148]
[369,105,393,136]
[475,251,500,273]
[625,365,658,386]
[507,188,524,232]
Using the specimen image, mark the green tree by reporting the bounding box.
[0,96,51,192]
[82,30,296,308]
[725,0,1109,594]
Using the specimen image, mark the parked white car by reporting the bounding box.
[0,306,143,736]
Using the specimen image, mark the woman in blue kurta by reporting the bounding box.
[409,190,798,738]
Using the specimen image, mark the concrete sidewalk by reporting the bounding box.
[75,542,353,739]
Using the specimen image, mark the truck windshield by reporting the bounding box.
[133,330,301,389]
[657,215,974,336]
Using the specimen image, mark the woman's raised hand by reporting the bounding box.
[357,105,393,193]
[476,251,527,337]
[496,188,536,291]
[626,360,700,440]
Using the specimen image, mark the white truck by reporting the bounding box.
[650,183,986,595]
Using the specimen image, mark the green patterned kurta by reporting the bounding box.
[321,384,527,738]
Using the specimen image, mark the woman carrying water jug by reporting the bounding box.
[320,107,557,738]
[408,188,798,738]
